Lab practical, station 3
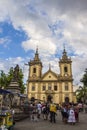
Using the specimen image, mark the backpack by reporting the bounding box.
[50,104,57,113]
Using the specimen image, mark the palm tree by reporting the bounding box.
[76,68,87,103]
[76,86,87,103]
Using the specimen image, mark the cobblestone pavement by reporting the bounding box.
[14,111,87,130]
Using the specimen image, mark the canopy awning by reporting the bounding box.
[0,88,12,94]
[18,93,27,98]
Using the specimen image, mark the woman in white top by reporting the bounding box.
[68,108,76,125]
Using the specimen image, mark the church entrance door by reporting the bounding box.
[47,95,52,103]
[65,97,69,104]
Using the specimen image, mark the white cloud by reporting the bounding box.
[0,57,24,71]
[22,37,56,55]
[0,57,28,83]
[0,37,11,48]
[72,56,87,85]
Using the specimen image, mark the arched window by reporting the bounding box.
[32,86,35,91]
[64,66,68,73]
[54,85,57,91]
[42,86,46,91]
[48,86,51,90]
[33,68,36,73]
[65,85,68,91]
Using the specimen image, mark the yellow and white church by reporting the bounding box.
[27,48,76,104]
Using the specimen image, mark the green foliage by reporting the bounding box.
[76,68,87,103]
[76,86,87,103]
[0,66,26,93]
[80,68,87,86]
[17,69,26,93]
[0,70,8,88]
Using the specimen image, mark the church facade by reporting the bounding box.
[27,48,75,104]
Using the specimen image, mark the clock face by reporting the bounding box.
[32,74,36,78]
[65,74,68,76]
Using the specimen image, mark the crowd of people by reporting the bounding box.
[28,101,87,125]
[1,100,87,128]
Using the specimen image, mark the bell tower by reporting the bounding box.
[59,47,73,103]
[28,48,42,80]
[59,47,72,77]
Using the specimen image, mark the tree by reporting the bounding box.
[8,66,26,93]
[17,68,26,93]
[76,68,87,103]
[0,66,26,93]
[80,68,87,86]
[76,86,87,103]
[0,70,8,88]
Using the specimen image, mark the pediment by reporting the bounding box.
[42,70,58,81]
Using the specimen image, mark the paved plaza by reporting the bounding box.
[14,111,87,130]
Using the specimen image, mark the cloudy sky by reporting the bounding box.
[0,0,87,86]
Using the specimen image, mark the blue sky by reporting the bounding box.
[0,22,27,58]
[0,0,87,88]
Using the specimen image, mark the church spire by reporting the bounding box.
[36,46,38,54]
[34,47,40,61]
[63,44,66,53]
[49,63,51,70]
[62,45,68,60]
[59,46,71,63]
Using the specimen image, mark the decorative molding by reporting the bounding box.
[45,90,55,94]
